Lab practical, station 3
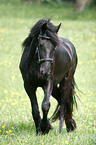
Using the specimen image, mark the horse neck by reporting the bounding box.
[28,38,38,60]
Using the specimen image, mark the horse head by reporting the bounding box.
[37,21,61,76]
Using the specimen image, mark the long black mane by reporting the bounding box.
[22,19,60,50]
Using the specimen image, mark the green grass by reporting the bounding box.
[0,0,96,144]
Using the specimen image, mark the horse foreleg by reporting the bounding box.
[40,80,53,134]
[24,82,41,135]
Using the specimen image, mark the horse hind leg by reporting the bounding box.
[65,82,76,132]
[59,69,76,133]
[52,86,61,105]
[50,86,61,122]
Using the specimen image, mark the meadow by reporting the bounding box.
[0,0,96,144]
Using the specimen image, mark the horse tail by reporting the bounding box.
[50,103,60,123]
[50,77,78,123]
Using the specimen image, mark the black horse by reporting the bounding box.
[19,19,78,135]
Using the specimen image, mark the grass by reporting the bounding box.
[0,0,96,144]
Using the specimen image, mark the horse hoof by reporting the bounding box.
[36,128,42,135]
[66,118,76,132]
[40,119,53,135]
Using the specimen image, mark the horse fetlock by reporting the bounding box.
[59,115,64,133]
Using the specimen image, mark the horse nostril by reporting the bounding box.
[41,70,43,75]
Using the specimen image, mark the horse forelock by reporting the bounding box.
[22,19,59,49]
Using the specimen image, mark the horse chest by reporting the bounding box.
[26,63,47,86]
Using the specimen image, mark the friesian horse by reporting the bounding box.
[19,19,78,135]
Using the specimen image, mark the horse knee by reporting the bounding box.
[42,101,50,113]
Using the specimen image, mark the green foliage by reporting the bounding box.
[0,0,96,20]
[0,0,96,144]
[42,0,75,3]
[90,0,96,6]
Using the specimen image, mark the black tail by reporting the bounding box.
[50,104,60,122]
[50,78,78,123]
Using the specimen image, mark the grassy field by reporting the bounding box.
[0,0,96,144]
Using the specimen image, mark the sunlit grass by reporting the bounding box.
[0,0,96,145]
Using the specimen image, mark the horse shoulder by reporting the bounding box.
[55,39,71,66]
[59,37,77,57]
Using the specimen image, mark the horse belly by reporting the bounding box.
[54,64,69,85]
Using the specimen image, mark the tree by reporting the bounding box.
[75,0,89,12]
[32,0,40,2]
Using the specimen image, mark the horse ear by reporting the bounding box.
[56,23,61,33]
[42,23,47,34]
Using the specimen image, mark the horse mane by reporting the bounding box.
[22,19,60,49]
